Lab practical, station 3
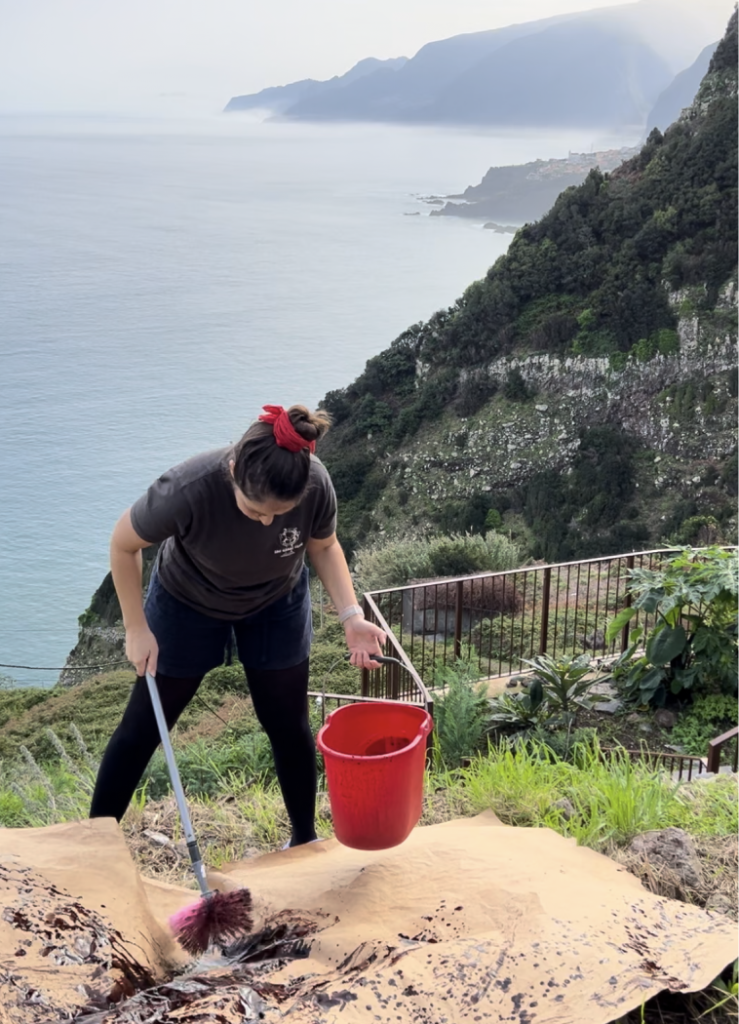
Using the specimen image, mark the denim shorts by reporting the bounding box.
[144,565,313,676]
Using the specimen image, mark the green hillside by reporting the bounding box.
[319,11,738,563]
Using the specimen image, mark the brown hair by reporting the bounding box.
[231,404,331,503]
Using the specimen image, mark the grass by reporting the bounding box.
[2,728,735,870]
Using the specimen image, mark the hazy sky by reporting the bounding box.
[0,0,733,116]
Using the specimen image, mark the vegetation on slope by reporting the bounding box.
[318,11,738,560]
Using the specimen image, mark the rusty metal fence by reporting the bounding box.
[601,747,708,782]
[707,726,739,774]
[362,548,690,686]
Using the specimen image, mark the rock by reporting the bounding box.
[551,798,576,820]
[506,678,518,688]
[654,709,678,729]
[596,699,623,714]
[583,629,605,650]
[628,827,703,890]
[704,892,734,917]
[637,722,653,735]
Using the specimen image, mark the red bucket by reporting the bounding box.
[317,701,433,851]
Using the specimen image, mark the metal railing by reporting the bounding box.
[364,548,707,684]
[308,548,735,777]
[601,747,707,782]
[707,726,739,774]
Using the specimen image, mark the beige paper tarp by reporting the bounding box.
[0,813,735,1022]
[0,818,190,1022]
[210,811,738,1023]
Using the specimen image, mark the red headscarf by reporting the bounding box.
[258,405,316,453]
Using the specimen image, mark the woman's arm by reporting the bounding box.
[306,533,386,669]
[110,509,159,676]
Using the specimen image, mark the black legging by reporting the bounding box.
[90,659,317,846]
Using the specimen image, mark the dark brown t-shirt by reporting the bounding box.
[130,448,337,619]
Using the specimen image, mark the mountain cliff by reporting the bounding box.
[646,41,719,133]
[316,10,738,562]
[431,147,640,225]
[225,56,408,114]
[225,2,728,129]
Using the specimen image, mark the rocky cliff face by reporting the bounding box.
[61,547,158,685]
[366,281,736,538]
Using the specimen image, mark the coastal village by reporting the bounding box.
[526,144,641,180]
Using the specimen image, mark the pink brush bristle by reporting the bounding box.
[170,888,253,955]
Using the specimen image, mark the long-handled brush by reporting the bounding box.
[144,671,253,954]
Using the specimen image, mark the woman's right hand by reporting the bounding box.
[126,625,159,677]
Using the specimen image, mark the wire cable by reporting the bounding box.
[0,660,130,672]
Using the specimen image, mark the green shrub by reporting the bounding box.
[0,790,27,826]
[453,372,497,417]
[354,531,520,591]
[721,448,739,496]
[676,515,722,546]
[0,687,50,729]
[0,671,137,762]
[520,426,641,563]
[484,509,503,532]
[142,731,276,800]
[432,660,489,768]
[671,694,738,755]
[502,367,532,402]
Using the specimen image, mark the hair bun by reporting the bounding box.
[287,404,331,443]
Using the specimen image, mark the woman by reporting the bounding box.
[90,403,386,847]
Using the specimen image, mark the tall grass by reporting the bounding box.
[454,739,738,850]
[0,727,735,867]
[0,727,98,826]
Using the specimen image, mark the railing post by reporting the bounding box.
[539,567,551,655]
[361,594,370,697]
[454,580,464,660]
[621,554,636,653]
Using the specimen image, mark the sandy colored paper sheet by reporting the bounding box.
[210,810,737,1023]
[0,818,190,1021]
[0,812,735,1022]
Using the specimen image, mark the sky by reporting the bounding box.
[0,0,734,116]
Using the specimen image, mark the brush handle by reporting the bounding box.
[145,671,210,898]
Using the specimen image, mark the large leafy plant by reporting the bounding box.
[487,653,606,732]
[522,653,608,722]
[487,679,544,729]
[606,547,738,705]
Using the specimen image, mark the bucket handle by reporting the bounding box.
[343,653,403,668]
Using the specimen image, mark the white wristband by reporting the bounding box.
[338,603,364,624]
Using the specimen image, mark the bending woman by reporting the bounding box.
[90,404,385,847]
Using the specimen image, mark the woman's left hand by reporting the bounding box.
[344,616,387,669]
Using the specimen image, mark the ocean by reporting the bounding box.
[0,115,637,685]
